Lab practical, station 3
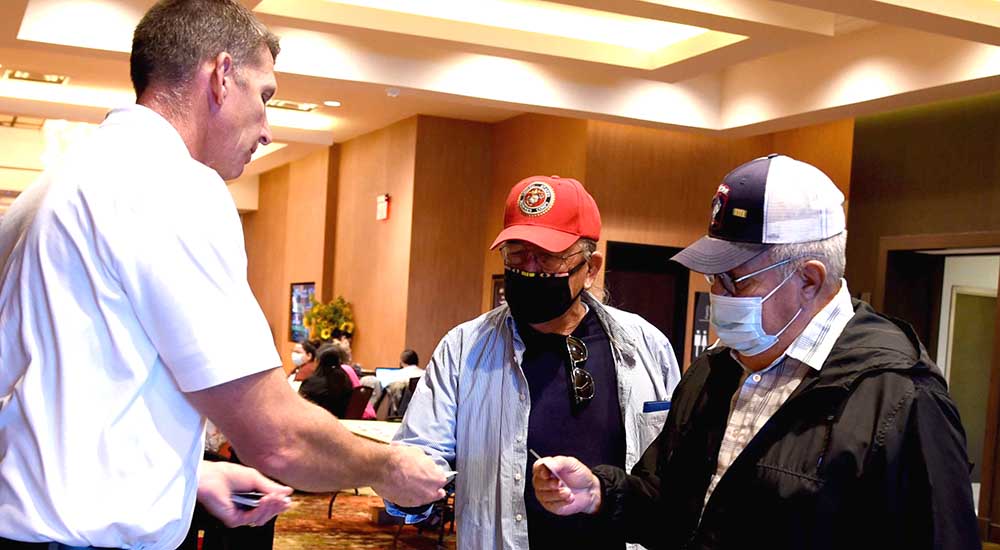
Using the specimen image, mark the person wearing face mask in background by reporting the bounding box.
[288,340,318,392]
[388,175,681,549]
[532,155,979,550]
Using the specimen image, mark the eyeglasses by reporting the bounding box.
[500,244,585,274]
[704,256,801,296]
[566,335,594,407]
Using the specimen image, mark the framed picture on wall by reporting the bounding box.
[289,282,316,342]
[492,274,506,309]
[691,291,711,360]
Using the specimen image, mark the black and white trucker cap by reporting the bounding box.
[672,154,846,274]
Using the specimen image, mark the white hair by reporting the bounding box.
[766,231,847,286]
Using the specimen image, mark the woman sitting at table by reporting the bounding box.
[299,343,375,419]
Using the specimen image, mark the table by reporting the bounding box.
[340,419,400,444]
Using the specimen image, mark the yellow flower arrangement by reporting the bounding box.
[303,295,355,342]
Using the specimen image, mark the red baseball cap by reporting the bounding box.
[489,175,602,252]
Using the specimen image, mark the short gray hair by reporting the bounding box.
[766,232,847,286]
[130,0,280,99]
[578,238,598,261]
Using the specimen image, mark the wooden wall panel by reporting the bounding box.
[406,116,492,365]
[322,144,340,302]
[243,148,331,374]
[846,92,1000,298]
[584,120,774,253]
[482,114,589,310]
[772,118,854,199]
[333,118,417,368]
[243,165,290,369]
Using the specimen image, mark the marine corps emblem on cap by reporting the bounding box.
[518,181,555,217]
[710,183,730,231]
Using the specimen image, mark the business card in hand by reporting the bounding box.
[231,491,293,510]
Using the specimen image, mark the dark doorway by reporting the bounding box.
[883,250,945,358]
[603,242,688,360]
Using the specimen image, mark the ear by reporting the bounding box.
[799,260,827,301]
[209,52,235,108]
[584,252,604,289]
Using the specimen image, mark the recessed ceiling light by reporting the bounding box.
[3,69,69,85]
[323,100,342,107]
[266,99,318,112]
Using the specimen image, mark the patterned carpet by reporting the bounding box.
[273,490,456,550]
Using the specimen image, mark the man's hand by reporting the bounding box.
[532,455,601,516]
[372,444,448,507]
[198,461,293,528]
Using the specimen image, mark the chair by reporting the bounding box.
[342,385,374,420]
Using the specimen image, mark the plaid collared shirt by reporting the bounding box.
[703,281,855,509]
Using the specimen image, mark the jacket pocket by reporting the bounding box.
[637,409,669,448]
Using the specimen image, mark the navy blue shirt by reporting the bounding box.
[520,308,625,549]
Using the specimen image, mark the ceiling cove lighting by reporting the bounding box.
[323,0,708,52]
[266,99,318,112]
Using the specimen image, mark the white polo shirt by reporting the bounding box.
[0,105,280,549]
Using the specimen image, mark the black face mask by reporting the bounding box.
[504,261,587,324]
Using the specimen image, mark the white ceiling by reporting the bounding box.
[0,0,998,183]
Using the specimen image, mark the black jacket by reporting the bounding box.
[595,301,979,550]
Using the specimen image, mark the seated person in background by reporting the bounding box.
[372,349,426,419]
[288,339,319,392]
[397,348,425,379]
[300,343,376,419]
[332,329,355,365]
[299,344,353,418]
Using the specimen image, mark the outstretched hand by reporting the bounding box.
[532,455,601,516]
[198,461,293,528]
[372,443,448,507]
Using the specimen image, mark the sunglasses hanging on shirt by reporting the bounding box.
[565,335,594,408]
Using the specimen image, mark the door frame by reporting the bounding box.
[875,231,1000,541]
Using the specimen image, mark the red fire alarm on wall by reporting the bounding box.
[376,193,390,221]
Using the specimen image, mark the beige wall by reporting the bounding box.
[332,117,418,368]
[243,148,331,374]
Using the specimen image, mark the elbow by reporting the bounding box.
[235,436,300,482]
[256,445,299,481]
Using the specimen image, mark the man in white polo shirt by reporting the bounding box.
[0,1,445,549]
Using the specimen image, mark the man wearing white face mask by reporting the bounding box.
[531,154,979,550]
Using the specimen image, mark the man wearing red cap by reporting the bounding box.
[390,176,681,549]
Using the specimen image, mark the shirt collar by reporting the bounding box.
[101,104,192,159]
[784,279,855,371]
[727,279,854,373]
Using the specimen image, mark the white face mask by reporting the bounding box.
[291,351,307,367]
[709,269,802,356]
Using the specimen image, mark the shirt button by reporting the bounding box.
[515,514,523,521]
[515,436,522,442]
[752,374,762,383]
[514,473,522,481]
[520,393,526,402]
